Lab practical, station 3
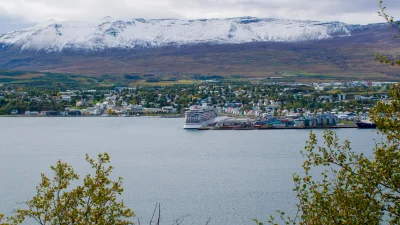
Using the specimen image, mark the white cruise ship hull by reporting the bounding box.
[184,118,215,129]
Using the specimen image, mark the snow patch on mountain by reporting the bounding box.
[0,17,366,52]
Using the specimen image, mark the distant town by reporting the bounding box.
[0,80,396,124]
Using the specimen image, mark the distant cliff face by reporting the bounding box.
[0,17,384,52]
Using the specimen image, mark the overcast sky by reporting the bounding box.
[0,0,399,34]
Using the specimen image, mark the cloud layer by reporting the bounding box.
[0,0,399,33]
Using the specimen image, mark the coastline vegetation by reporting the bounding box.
[0,82,387,116]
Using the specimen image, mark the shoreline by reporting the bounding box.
[199,124,360,130]
[0,115,185,118]
[0,116,370,130]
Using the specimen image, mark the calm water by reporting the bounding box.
[0,118,380,225]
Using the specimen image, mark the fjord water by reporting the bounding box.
[0,118,380,225]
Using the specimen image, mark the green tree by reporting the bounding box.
[4,153,134,225]
[255,84,400,225]
[273,109,279,117]
[376,0,400,66]
[0,214,5,225]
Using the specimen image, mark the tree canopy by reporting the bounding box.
[1,153,135,225]
[376,0,400,66]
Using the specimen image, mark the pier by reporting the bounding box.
[199,124,359,130]
[198,117,362,130]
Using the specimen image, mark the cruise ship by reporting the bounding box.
[184,103,218,129]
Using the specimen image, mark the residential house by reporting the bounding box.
[61,95,72,102]
[338,94,346,101]
[162,106,177,114]
[143,108,163,113]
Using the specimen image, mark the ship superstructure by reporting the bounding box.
[184,103,217,129]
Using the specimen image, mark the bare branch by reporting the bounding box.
[150,203,158,225]
[170,214,190,225]
[157,203,161,225]
[205,217,211,225]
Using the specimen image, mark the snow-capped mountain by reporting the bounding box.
[0,17,381,52]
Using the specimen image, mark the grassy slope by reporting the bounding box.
[0,70,204,88]
[0,70,106,88]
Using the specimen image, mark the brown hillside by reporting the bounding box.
[0,24,399,81]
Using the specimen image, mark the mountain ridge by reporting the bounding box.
[0,17,387,53]
[0,17,398,81]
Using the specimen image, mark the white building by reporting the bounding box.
[25,111,40,116]
[61,95,71,102]
[338,94,346,101]
[143,108,163,113]
[162,106,177,114]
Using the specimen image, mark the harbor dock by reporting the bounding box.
[199,124,358,130]
[198,116,362,130]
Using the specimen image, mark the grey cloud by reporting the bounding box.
[169,0,400,21]
[0,0,398,34]
[0,16,34,34]
[170,0,400,13]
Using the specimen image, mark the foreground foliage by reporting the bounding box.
[254,84,400,225]
[1,153,134,225]
[376,0,400,66]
